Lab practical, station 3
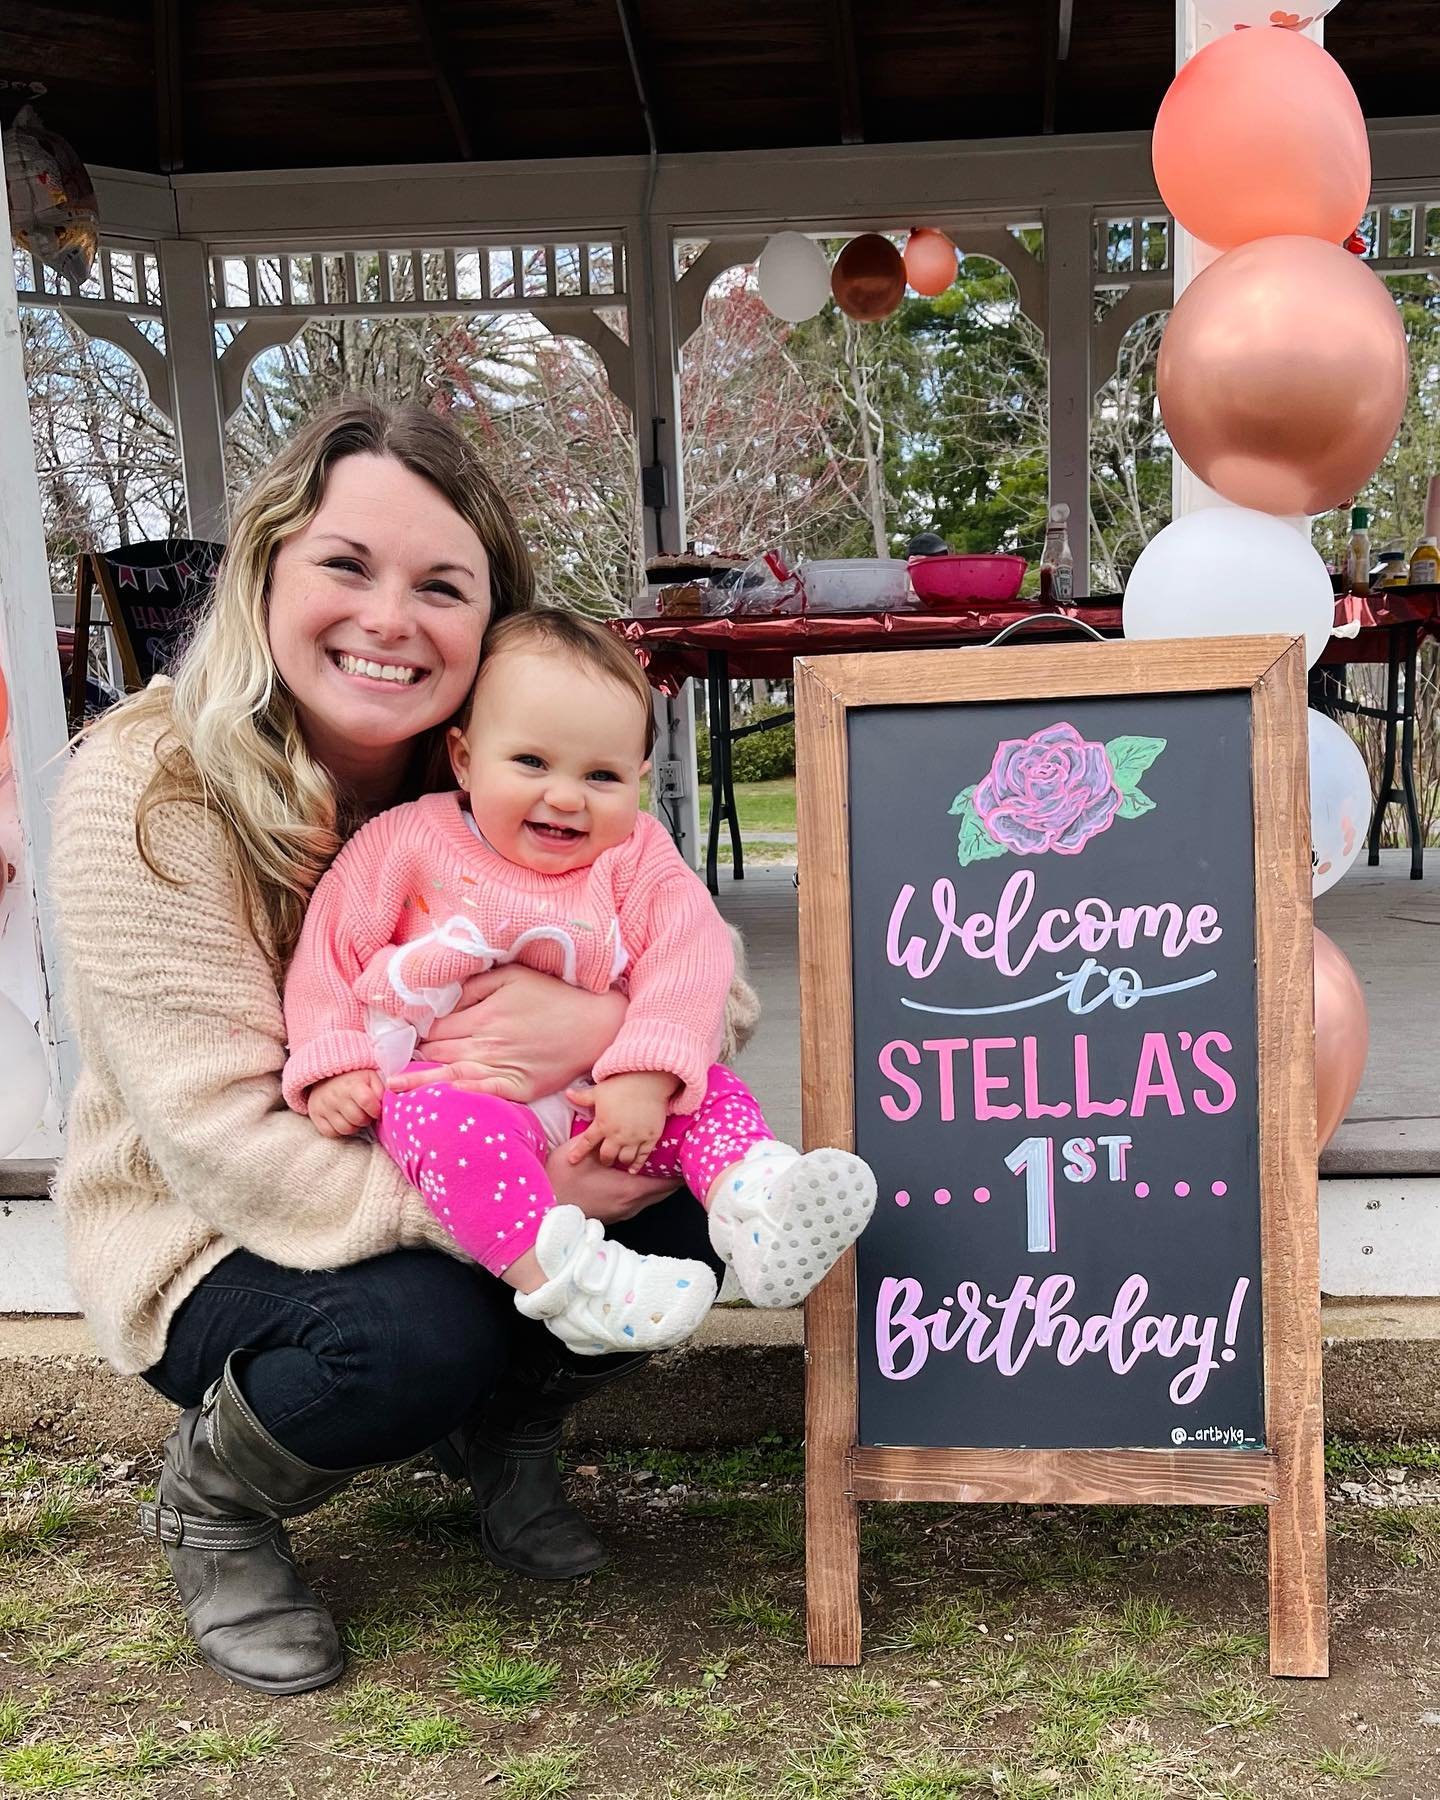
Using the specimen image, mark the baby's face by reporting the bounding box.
[451,647,648,874]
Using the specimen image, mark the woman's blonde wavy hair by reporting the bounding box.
[119,397,534,971]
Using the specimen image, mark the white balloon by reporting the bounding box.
[0,993,48,1157]
[1309,709,1372,897]
[756,232,830,324]
[1194,2,1339,45]
[1123,506,1334,667]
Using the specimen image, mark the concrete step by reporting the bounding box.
[2,1298,1435,1455]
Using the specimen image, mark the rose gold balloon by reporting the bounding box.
[1158,237,1410,516]
[903,228,956,297]
[832,234,906,322]
[1314,928,1369,1152]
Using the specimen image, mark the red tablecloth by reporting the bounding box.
[1321,589,1440,667]
[611,602,1125,693]
[612,590,1440,693]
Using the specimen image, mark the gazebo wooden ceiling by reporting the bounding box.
[6,1,1437,179]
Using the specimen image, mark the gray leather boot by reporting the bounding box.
[434,1346,648,1580]
[138,1354,360,1695]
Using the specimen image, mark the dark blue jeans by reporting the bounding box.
[143,1188,722,1470]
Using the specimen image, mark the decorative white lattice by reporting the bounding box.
[13,240,163,317]
[207,241,627,320]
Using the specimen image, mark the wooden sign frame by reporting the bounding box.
[797,637,1326,1678]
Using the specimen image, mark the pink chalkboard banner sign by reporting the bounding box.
[796,638,1327,1680]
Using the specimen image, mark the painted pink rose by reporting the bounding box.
[973,722,1121,856]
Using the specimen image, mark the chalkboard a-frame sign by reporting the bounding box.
[796,638,1326,1679]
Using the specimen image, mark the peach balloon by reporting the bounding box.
[1314,928,1369,1152]
[903,228,956,297]
[1157,237,1409,517]
[832,234,906,322]
[1153,28,1369,250]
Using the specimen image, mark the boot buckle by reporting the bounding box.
[140,1500,187,1546]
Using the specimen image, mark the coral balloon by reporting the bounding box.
[1158,238,1409,517]
[1313,929,1368,1152]
[903,229,956,297]
[832,234,906,322]
[0,667,7,741]
[1153,29,1369,250]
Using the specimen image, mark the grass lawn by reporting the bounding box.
[699,778,796,837]
[0,1435,1436,1797]
[642,776,796,863]
[643,776,795,839]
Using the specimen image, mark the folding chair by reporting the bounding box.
[68,539,224,731]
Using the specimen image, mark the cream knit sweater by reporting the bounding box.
[50,706,760,1377]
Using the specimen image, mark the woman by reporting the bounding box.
[50,399,757,1697]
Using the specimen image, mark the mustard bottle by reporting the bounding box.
[1410,536,1440,586]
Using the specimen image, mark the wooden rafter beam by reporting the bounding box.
[827,0,865,145]
[153,0,183,173]
[407,0,475,161]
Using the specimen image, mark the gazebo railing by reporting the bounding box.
[207,240,628,323]
[14,239,164,319]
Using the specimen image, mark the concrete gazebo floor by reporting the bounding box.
[0,1435,1437,1797]
[2,855,1439,1451]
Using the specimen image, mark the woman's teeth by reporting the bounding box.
[334,652,421,684]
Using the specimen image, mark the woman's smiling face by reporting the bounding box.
[267,453,492,792]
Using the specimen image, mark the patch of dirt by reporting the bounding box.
[0,1440,1437,1798]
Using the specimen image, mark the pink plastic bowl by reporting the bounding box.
[907,553,1028,606]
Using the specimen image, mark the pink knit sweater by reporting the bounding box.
[283,793,732,1116]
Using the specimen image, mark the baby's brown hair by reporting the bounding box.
[473,608,657,755]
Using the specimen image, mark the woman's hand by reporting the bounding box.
[388,966,627,1103]
[545,1141,674,1224]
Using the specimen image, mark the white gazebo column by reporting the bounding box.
[158,239,229,541]
[629,213,702,868]
[1045,204,1093,595]
[0,169,74,1159]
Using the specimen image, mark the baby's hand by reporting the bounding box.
[308,1070,384,1139]
[566,1072,677,1173]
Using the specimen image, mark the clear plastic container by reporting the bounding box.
[800,558,909,612]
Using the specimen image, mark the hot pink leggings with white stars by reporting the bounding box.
[378,1064,773,1276]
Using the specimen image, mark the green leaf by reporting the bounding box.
[1117,787,1156,820]
[1105,734,1166,795]
[956,798,1007,867]
[947,784,976,817]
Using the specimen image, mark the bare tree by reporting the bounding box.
[680,275,876,559]
[22,306,184,584]
[1090,310,1170,593]
[436,319,642,615]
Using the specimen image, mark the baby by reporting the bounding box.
[282,609,876,1355]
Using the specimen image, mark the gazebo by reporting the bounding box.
[3,2,1439,1317]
